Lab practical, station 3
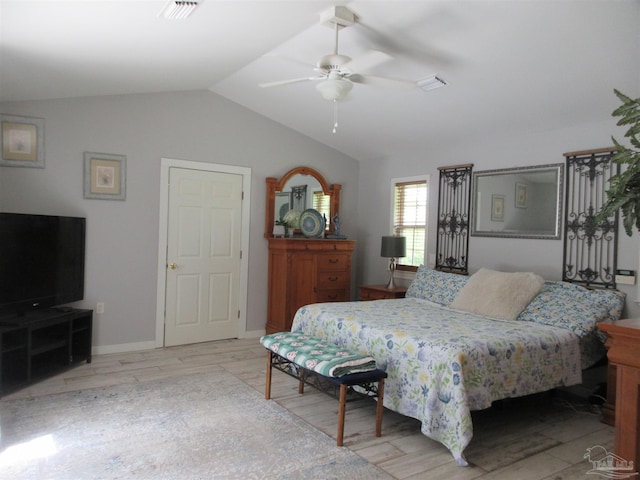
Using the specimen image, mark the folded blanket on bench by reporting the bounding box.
[261,331,378,377]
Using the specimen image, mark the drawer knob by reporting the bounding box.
[329,258,339,264]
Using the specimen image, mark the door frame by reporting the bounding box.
[156,158,252,348]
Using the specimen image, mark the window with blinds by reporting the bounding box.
[392,178,428,269]
[312,191,331,225]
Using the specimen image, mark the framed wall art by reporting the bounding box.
[515,182,528,208]
[0,114,45,168]
[83,151,126,200]
[491,194,505,222]
[290,185,307,211]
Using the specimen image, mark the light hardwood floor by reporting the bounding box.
[1,338,613,479]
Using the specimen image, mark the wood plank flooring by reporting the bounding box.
[1,338,613,479]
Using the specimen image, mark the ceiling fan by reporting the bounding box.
[259,6,424,103]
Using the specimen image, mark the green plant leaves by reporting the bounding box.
[598,89,640,236]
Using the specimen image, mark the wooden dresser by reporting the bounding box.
[598,319,640,474]
[266,238,356,334]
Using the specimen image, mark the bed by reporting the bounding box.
[290,266,625,465]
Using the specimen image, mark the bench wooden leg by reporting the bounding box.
[375,378,385,437]
[262,345,386,447]
[265,351,272,400]
[298,370,305,395]
[337,384,347,446]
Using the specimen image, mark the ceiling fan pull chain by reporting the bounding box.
[332,100,338,133]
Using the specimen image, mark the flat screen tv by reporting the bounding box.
[0,213,86,319]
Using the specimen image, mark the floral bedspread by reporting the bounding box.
[290,298,582,465]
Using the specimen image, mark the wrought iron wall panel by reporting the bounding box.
[563,148,618,288]
[436,164,473,274]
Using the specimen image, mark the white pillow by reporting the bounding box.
[450,268,544,320]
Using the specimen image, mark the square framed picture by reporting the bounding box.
[515,182,527,208]
[491,194,505,222]
[84,152,126,200]
[0,114,45,168]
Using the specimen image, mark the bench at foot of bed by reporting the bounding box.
[260,331,387,446]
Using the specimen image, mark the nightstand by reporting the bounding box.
[598,318,640,471]
[359,284,407,301]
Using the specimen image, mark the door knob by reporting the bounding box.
[168,262,179,270]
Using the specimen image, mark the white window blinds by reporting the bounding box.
[312,191,331,225]
[393,180,428,268]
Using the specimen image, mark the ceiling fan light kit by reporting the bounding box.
[259,5,445,132]
[159,0,200,20]
[316,77,353,101]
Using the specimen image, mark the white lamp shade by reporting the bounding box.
[316,78,353,101]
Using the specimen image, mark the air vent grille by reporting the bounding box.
[159,1,200,20]
[417,75,448,92]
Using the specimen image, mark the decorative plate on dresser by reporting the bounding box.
[299,208,325,237]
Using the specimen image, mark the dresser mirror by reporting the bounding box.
[471,163,563,239]
[265,166,342,238]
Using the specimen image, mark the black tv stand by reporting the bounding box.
[51,306,75,313]
[0,307,93,397]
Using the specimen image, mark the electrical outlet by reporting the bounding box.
[96,302,105,314]
[615,269,636,285]
[615,275,636,285]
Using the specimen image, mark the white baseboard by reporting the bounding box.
[92,333,265,355]
[92,340,158,355]
[242,329,265,339]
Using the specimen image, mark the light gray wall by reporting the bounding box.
[0,91,360,349]
[356,5,640,317]
[357,119,640,318]
[2,49,639,352]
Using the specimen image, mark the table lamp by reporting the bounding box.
[381,236,406,289]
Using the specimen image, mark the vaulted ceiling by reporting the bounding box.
[1,1,638,161]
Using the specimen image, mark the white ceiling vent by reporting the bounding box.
[159,1,201,20]
[417,75,448,92]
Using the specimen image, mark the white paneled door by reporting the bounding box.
[164,167,242,347]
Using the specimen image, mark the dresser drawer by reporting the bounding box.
[316,289,349,302]
[317,253,351,271]
[317,271,350,289]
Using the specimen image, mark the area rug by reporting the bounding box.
[0,371,391,479]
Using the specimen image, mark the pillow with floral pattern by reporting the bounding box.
[517,281,625,338]
[405,265,469,306]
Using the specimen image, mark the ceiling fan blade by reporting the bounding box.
[355,21,456,67]
[259,77,322,88]
[348,74,417,90]
[342,50,392,73]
